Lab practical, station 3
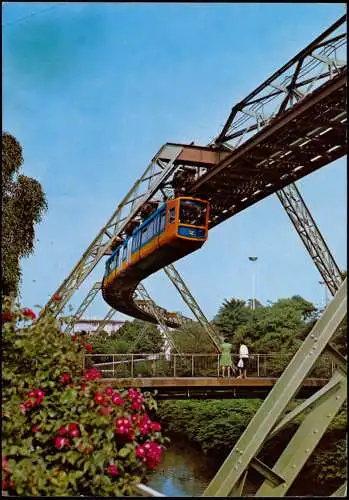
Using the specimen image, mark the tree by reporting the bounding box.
[171,322,217,354]
[2,132,47,297]
[113,320,164,354]
[213,298,252,342]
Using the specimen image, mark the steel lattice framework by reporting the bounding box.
[203,279,347,497]
[39,14,346,496]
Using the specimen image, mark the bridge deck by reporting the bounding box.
[100,377,327,399]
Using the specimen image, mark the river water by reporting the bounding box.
[147,440,216,496]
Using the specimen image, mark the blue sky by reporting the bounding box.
[3,2,347,322]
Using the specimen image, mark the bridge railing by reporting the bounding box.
[85,352,334,379]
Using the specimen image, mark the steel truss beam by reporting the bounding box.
[215,15,346,148]
[202,278,347,497]
[64,282,101,334]
[133,283,182,356]
[40,143,185,318]
[276,183,343,296]
[94,308,117,335]
[163,264,221,350]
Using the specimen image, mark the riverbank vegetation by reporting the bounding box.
[87,293,346,495]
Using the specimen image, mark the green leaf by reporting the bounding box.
[60,388,78,405]
[119,447,131,458]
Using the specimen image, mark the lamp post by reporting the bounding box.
[248,256,258,310]
[318,280,329,308]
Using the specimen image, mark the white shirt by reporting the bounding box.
[239,344,249,358]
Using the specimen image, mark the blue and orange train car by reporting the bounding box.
[102,197,210,298]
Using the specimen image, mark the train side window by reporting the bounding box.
[122,244,127,261]
[141,226,148,246]
[168,208,176,224]
[154,214,160,235]
[159,211,166,232]
[149,220,155,239]
[132,233,138,252]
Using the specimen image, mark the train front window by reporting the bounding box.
[179,200,206,226]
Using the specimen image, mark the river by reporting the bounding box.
[147,439,216,496]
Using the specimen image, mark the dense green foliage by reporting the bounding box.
[89,320,164,355]
[171,322,217,354]
[2,132,48,297]
[156,293,347,496]
[157,399,347,496]
[2,303,168,496]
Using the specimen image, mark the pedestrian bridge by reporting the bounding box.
[86,352,333,399]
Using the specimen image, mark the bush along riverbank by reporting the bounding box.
[2,302,169,496]
[157,399,347,496]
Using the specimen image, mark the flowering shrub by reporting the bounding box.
[2,301,168,496]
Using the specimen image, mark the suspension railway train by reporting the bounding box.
[102,197,209,303]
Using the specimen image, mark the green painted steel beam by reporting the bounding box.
[331,481,347,496]
[40,144,184,319]
[276,183,343,297]
[163,264,221,350]
[324,344,347,376]
[64,281,101,334]
[269,370,343,439]
[94,308,117,335]
[202,278,346,497]
[257,372,346,495]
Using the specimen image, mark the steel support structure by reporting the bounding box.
[42,17,345,346]
[276,182,343,296]
[40,143,185,319]
[163,264,221,349]
[94,307,117,335]
[64,281,101,334]
[215,15,346,149]
[133,283,181,355]
[203,278,347,497]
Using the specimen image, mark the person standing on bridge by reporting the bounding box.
[219,338,233,378]
[237,343,249,379]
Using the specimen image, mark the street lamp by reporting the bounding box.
[248,256,258,310]
[318,280,329,308]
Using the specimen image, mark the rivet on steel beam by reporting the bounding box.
[234,466,238,470]
[305,449,310,453]
[238,460,242,464]
[313,429,318,434]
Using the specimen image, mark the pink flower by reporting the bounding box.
[21,308,37,320]
[83,367,101,381]
[111,393,124,406]
[59,372,72,385]
[150,421,161,432]
[57,425,69,436]
[85,343,93,353]
[54,436,71,449]
[106,464,119,477]
[99,406,113,416]
[104,387,114,397]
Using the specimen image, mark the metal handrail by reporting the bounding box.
[85,352,334,379]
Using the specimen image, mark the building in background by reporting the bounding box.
[73,319,124,336]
